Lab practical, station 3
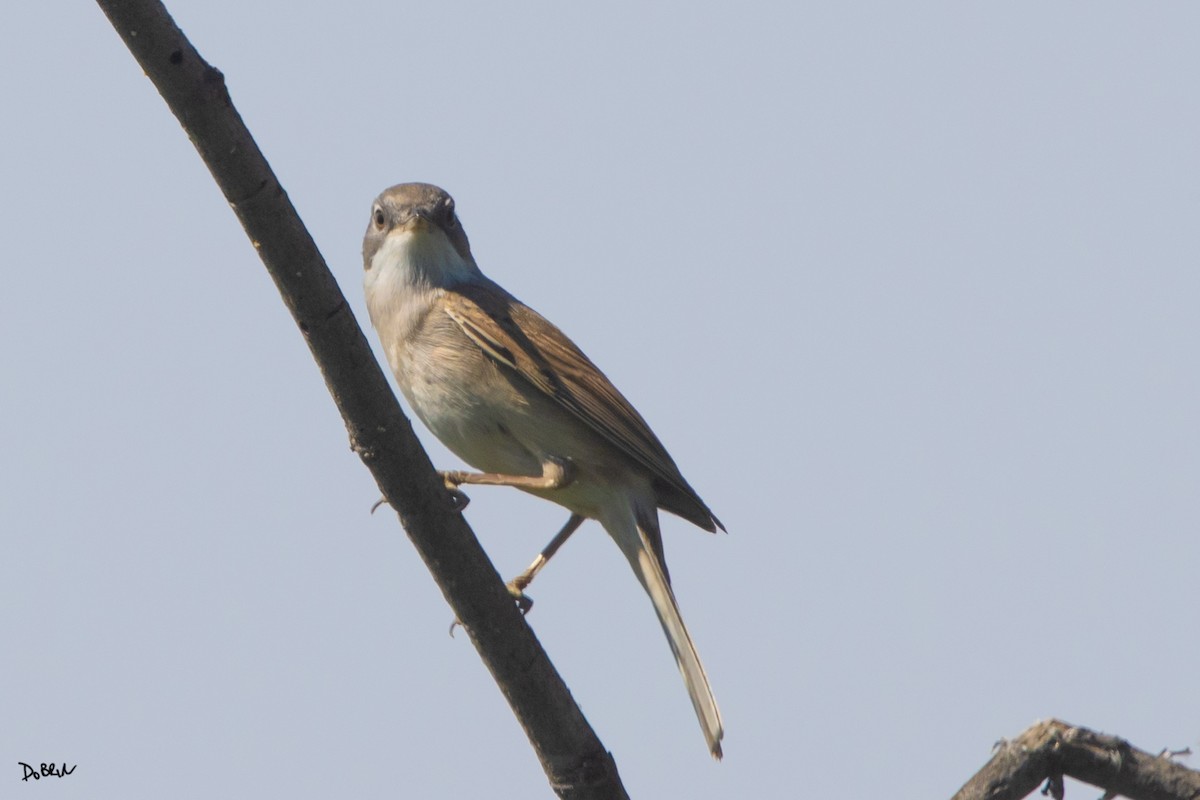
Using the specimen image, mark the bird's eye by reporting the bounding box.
[373,207,386,229]
[443,199,457,227]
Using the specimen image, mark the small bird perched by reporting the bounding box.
[362,182,725,758]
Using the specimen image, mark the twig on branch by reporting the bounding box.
[951,719,1200,800]
[92,1,627,797]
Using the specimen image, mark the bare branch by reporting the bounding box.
[92,1,628,796]
[952,719,1200,800]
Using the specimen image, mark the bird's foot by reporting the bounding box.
[448,579,533,636]
[506,577,534,615]
[371,486,466,514]
[439,472,471,511]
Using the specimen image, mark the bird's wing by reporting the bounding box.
[442,280,721,532]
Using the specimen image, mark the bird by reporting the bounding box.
[362,182,725,758]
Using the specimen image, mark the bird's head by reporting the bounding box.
[363,183,480,289]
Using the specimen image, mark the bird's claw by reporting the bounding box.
[507,579,534,615]
[448,583,532,636]
[439,472,471,511]
[447,487,470,511]
[373,476,469,516]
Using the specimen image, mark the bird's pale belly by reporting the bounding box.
[393,346,635,520]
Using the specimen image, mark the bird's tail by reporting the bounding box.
[604,504,724,759]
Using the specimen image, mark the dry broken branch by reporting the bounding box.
[952,719,1200,800]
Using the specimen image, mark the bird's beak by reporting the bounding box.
[396,208,437,234]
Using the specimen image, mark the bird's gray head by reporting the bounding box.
[362,183,478,286]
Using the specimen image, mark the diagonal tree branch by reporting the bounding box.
[93,1,628,796]
[951,719,1200,800]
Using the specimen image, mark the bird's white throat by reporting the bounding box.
[364,227,480,347]
[369,227,478,289]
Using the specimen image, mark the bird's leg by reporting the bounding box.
[506,513,586,613]
[443,458,579,611]
[448,512,587,636]
[441,455,573,492]
[438,457,571,516]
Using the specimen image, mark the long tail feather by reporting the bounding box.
[604,505,724,758]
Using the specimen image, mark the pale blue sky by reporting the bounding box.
[3,2,1199,798]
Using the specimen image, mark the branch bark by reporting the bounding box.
[93,1,628,797]
[952,719,1200,800]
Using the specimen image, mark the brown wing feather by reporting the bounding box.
[444,280,722,533]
